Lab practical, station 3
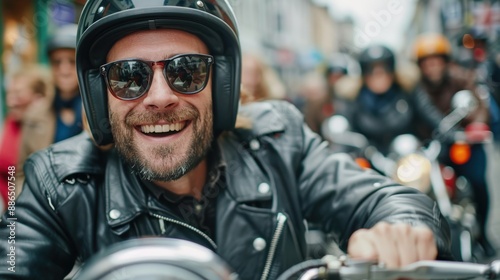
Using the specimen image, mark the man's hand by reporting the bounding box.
[347,222,438,268]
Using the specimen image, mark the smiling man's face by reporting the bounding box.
[106,29,214,181]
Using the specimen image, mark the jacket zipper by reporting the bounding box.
[149,212,217,250]
[260,213,287,280]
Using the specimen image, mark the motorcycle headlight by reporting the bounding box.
[394,153,431,193]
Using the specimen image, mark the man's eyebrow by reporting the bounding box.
[163,52,205,59]
[163,53,184,59]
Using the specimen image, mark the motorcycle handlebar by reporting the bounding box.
[278,256,500,280]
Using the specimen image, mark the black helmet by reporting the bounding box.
[77,0,241,145]
[47,23,78,54]
[358,45,395,75]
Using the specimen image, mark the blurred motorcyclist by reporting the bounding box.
[334,45,418,155]
[461,28,500,143]
[412,33,496,257]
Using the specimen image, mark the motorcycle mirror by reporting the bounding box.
[451,90,477,113]
[321,114,371,149]
[390,134,421,157]
[435,90,478,137]
[324,115,350,135]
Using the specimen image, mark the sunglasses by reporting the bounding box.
[100,54,214,100]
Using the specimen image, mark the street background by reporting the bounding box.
[1,0,499,261]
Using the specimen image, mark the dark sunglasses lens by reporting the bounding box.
[165,56,209,94]
[107,61,151,99]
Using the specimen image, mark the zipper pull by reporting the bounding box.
[159,218,166,234]
[260,212,288,280]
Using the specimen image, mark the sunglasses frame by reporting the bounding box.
[100,53,214,101]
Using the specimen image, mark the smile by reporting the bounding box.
[140,122,187,134]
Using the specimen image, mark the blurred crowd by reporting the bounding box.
[239,31,500,257]
[0,24,82,209]
[1,22,499,258]
[239,31,499,151]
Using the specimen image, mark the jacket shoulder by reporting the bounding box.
[236,100,305,137]
[25,132,105,183]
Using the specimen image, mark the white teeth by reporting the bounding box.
[140,122,185,134]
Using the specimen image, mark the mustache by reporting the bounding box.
[125,107,199,126]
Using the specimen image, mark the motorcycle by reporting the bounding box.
[72,238,237,280]
[72,237,500,280]
[321,90,491,262]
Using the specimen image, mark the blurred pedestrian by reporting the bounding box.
[15,24,83,195]
[299,71,331,135]
[412,33,495,257]
[19,24,82,164]
[325,52,351,112]
[0,64,54,209]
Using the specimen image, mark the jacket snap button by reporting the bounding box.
[253,237,266,251]
[64,178,76,185]
[109,209,121,220]
[249,139,260,150]
[258,183,270,194]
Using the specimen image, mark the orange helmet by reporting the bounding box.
[413,33,451,61]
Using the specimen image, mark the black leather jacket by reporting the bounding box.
[0,101,451,280]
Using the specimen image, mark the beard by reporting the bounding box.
[110,103,213,182]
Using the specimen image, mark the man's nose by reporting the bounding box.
[142,68,180,109]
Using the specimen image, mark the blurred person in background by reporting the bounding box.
[412,33,495,257]
[19,24,83,166]
[325,52,351,116]
[15,24,83,195]
[240,52,286,104]
[462,29,500,144]
[299,71,331,135]
[334,45,418,155]
[0,64,54,210]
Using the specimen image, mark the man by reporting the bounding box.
[412,33,495,257]
[0,1,451,279]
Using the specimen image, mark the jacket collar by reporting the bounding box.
[50,133,105,181]
[104,150,147,230]
[220,101,288,203]
[103,101,289,229]
[103,144,226,230]
[236,101,286,138]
